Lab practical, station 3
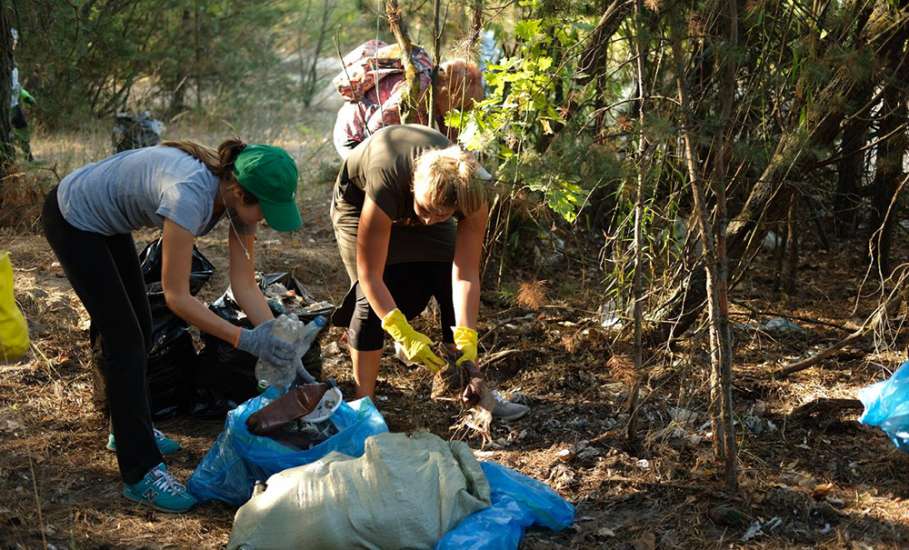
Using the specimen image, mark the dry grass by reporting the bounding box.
[516,279,548,311]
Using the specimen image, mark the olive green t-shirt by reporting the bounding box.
[331,124,458,283]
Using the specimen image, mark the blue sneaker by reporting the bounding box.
[122,463,196,513]
[107,428,182,455]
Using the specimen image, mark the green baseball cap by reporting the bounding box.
[234,144,301,231]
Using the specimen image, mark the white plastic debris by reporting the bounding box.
[762,317,806,334]
[599,299,622,329]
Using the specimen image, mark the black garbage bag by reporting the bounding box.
[138,238,215,317]
[91,238,215,420]
[195,273,334,414]
[112,111,164,153]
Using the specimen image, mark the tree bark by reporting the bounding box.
[0,4,13,171]
[834,90,872,238]
[670,2,737,491]
[386,0,423,124]
[868,27,908,275]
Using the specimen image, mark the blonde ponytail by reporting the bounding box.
[413,145,487,215]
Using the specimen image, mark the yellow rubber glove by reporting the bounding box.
[453,326,478,366]
[381,308,446,372]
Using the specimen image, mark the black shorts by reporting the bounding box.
[11,105,27,130]
[335,262,455,351]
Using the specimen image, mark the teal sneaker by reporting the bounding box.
[122,463,196,513]
[107,428,182,455]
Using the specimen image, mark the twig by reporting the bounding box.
[29,341,61,380]
[770,330,865,378]
[28,455,47,550]
[482,348,523,367]
[789,398,863,420]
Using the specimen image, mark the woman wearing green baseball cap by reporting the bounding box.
[41,138,300,513]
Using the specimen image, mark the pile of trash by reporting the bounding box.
[190,390,574,549]
[188,311,573,548]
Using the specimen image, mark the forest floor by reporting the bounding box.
[1,113,908,549]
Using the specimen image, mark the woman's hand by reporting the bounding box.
[236,318,296,367]
[453,326,478,366]
[381,308,446,372]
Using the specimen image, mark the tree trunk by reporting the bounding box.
[626,0,647,445]
[834,89,872,238]
[303,0,332,107]
[0,4,13,171]
[670,2,737,490]
[194,2,202,110]
[168,8,192,117]
[868,28,908,275]
[386,0,424,124]
[430,0,442,128]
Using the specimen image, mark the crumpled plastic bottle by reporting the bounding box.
[255,314,326,392]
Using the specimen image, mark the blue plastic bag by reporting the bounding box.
[859,361,909,451]
[188,391,388,505]
[436,461,575,550]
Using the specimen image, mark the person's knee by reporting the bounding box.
[97,323,147,371]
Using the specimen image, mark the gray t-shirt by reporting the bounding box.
[57,145,222,236]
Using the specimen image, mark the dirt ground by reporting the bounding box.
[1,118,909,549]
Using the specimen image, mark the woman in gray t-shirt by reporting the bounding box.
[41,140,301,513]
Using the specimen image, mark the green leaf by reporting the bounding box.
[515,19,542,41]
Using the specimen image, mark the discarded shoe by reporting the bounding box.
[107,428,181,456]
[122,463,196,513]
[246,383,330,434]
[491,391,530,421]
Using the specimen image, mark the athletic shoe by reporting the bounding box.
[122,463,196,513]
[107,428,181,455]
[491,391,530,421]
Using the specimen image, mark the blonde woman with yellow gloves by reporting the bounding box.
[330,124,528,420]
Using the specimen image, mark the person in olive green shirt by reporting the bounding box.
[330,124,528,420]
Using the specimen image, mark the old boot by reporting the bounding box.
[246,383,329,434]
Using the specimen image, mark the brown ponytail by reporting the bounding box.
[162,138,257,204]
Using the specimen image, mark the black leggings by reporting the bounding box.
[349,262,455,351]
[41,186,161,484]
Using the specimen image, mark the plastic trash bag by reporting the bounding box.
[196,272,331,407]
[435,461,575,550]
[92,239,212,418]
[112,111,164,153]
[0,251,29,362]
[188,391,388,505]
[138,238,214,316]
[228,432,490,550]
[859,361,909,451]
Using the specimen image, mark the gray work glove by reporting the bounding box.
[237,319,296,368]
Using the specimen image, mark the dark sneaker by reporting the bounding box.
[107,428,181,455]
[122,463,196,513]
[491,391,530,421]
